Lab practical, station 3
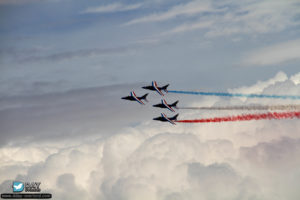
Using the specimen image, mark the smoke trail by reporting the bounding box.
[168,90,300,100]
[178,105,300,111]
[176,111,300,123]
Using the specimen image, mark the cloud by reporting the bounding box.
[54,173,89,200]
[0,133,260,199]
[205,0,300,37]
[238,137,300,199]
[0,47,45,64]
[0,46,129,63]
[159,21,213,36]
[0,0,57,5]
[0,83,154,147]
[17,46,130,63]
[0,0,39,5]
[1,71,300,199]
[241,39,300,66]
[291,72,300,85]
[124,1,213,26]
[229,71,288,94]
[126,0,300,38]
[3,41,159,64]
[240,137,300,170]
[81,3,142,14]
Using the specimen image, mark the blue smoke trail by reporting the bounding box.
[168,90,300,100]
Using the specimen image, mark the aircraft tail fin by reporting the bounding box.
[170,113,179,121]
[141,93,149,102]
[161,84,169,92]
[171,100,179,108]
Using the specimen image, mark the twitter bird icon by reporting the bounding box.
[12,182,24,192]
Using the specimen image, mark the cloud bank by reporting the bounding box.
[1,71,300,199]
[241,39,300,66]
[124,0,300,38]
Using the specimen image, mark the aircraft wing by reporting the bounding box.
[131,91,145,105]
[162,99,175,112]
[152,81,164,96]
[161,113,176,125]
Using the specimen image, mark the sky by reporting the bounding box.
[0,0,300,199]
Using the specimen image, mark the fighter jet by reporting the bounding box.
[142,81,169,96]
[153,113,179,125]
[121,91,148,105]
[153,99,179,112]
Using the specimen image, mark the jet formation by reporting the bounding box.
[121,81,178,125]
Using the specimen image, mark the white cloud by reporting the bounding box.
[229,71,288,94]
[160,21,213,36]
[0,0,57,5]
[241,39,300,66]
[290,72,300,85]
[126,0,300,38]
[124,1,213,26]
[238,137,300,199]
[0,0,38,5]
[81,3,142,14]
[1,71,300,199]
[205,0,300,37]
[0,84,153,146]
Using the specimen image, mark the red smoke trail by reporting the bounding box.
[176,111,300,123]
